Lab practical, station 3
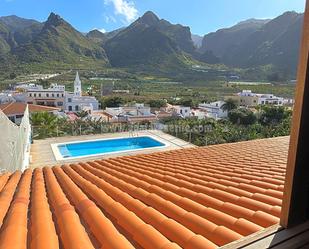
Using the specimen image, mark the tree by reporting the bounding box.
[101,96,124,108]
[9,72,16,80]
[30,112,59,139]
[147,99,166,108]
[228,108,257,125]
[178,98,195,108]
[221,99,237,113]
[259,106,291,125]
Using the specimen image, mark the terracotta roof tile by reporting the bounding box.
[0,136,290,248]
[0,102,60,116]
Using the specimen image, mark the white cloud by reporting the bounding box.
[104,0,138,23]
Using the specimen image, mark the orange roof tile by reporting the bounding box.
[0,102,60,116]
[0,136,289,248]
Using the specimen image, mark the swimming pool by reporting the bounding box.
[52,136,166,160]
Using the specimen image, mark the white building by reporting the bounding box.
[199,101,228,119]
[0,91,27,104]
[65,72,99,112]
[166,104,191,118]
[26,83,65,109]
[191,109,207,120]
[103,103,156,123]
[232,90,289,107]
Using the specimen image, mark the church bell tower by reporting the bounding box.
[74,71,82,97]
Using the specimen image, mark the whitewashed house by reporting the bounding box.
[103,103,156,123]
[166,104,191,118]
[199,101,228,119]
[232,90,288,107]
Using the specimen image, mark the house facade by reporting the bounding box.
[165,104,191,118]
[103,103,156,123]
[199,101,228,119]
[26,84,65,109]
[0,102,60,125]
[231,90,288,107]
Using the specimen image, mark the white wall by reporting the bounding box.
[0,106,31,173]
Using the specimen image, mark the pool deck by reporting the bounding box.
[29,130,195,169]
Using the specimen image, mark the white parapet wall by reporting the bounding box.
[0,106,31,173]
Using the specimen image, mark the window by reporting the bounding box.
[57,102,63,106]
[57,94,59,97]
[39,93,41,97]
[68,106,72,111]
[29,93,32,97]
[68,98,72,102]
[46,93,49,97]
[34,93,36,97]
[8,116,15,122]
[52,93,55,97]
[75,105,79,111]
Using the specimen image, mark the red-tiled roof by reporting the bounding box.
[0,136,289,248]
[0,102,60,116]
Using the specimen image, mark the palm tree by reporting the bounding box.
[76,110,89,119]
[221,99,237,113]
[30,112,59,139]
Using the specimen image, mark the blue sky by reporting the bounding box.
[0,0,306,35]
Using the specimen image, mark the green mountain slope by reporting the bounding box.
[104,11,196,74]
[86,28,123,46]
[0,15,42,51]
[201,11,303,75]
[12,13,109,65]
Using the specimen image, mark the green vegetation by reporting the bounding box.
[163,106,292,146]
[31,106,292,147]
[221,99,237,113]
[228,109,257,125]
[100,96,125,108]
[0,10,302,83]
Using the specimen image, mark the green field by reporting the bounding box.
[0,68,296,104]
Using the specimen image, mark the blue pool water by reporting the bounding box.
[58,136,165,158]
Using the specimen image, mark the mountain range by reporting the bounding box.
[0,10,304,79]
[200,11,303,75]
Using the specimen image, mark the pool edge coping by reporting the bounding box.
[50,134,170,161]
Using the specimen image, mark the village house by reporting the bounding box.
[0,102,60,125]
[231,90,292,107]
[103,103,157,123]
[198,101,228,119]
[165,104,192,118]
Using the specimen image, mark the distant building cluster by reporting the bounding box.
[230,90,294,107]
[0,71,295,126]
[1,72,99,113]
